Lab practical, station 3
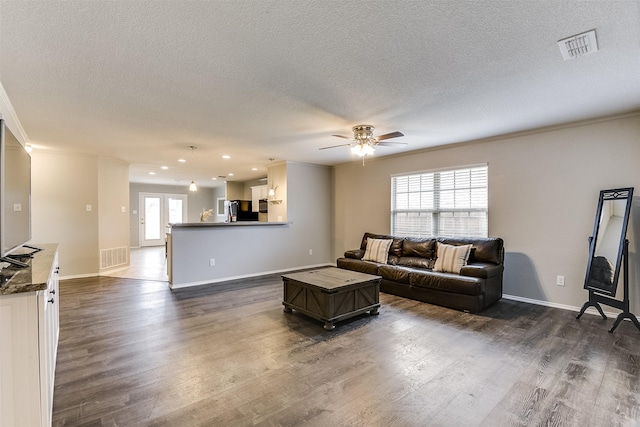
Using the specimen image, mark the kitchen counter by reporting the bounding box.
[0,243,58,295]
[171,221,290,228]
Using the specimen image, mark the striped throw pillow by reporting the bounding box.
[433,243,472,273]
[362,238,393,264]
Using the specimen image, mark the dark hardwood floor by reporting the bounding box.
[52,274,640,426]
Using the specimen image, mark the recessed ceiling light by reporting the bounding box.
[178,159,186,163]
[222,155,231,159]
[211,177,217,180]
[161,166,169,170]
[149,172,156,175]
[228,173,234,176]
[251,167,258,171]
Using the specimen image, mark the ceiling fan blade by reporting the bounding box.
[377,141,408,147]
[376,131,404,141]
[332,134,352,139]
[319,142,354,150]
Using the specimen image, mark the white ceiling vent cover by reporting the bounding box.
[558,29,598,60]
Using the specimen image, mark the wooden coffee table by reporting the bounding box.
[282,267,381,330]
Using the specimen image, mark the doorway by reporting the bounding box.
[139,193,187,247]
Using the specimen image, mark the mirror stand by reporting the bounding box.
[577,239,640,333]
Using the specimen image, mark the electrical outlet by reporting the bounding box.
[309,249,313,255]
[13,204,22,212]
[209,258,215,267]
[556,275,565,286]
[86,204,92,212]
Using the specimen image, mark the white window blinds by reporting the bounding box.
[391,165,488,238]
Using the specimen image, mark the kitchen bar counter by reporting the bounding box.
[0,243,59,295]
[171,221,290,228]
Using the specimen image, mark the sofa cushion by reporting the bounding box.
[387,255,400,265]
[438,237,504,264]
[434,243,472,273]
[362,238,393,263]
[360,232,404,257]
[396,256,434,269]
[410,270,483,296]
[401,238,436,259]
[336,258,380,275]
[378,264,411,284]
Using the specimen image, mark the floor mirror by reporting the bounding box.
[577,187,639,333]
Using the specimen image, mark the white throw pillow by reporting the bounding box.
[433,242,472,273]
[362,238,393,264]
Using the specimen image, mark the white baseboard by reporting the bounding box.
[59,272,101,280]
[98,265,131,275]
[169,263,334,290]
[502,294,620,318]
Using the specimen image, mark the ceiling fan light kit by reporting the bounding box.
[320,124,406,165]
[351,143,375,157]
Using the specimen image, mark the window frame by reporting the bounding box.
[390,163,488,238]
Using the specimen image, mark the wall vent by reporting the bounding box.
[558,29,598,60]
[100,246,129,269]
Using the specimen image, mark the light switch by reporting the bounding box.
[86,204,92,212]
[13,204,22,212]
[121,206,126,213]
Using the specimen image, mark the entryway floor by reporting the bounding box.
[105,246,168,282]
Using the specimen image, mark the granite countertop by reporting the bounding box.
[0,243,58,295]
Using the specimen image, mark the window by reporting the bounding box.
[391,165,488,238]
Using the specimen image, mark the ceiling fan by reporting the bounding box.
[319,125,406,159]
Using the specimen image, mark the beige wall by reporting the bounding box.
[333,113,640,312]
[30,151,131,277]
[98,157,130,269]
[31,151,101,276]
[267,161,287,222]
[225,181,244,200]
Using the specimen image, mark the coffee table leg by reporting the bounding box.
[370,307,379,315]
[324,322,335,331]
[283,305,293,313]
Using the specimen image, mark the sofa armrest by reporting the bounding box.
[459,263,504,280]
[344,249,365,259]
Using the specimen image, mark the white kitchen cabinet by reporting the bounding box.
[0,245,59,427]
[251,185,268,212]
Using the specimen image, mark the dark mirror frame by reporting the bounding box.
[583,187,634,295]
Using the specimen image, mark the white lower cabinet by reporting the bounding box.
[0,247,59,427]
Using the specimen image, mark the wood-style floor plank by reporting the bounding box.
[52,275,640,426]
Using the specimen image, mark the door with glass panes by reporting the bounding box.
[139,193,187,247]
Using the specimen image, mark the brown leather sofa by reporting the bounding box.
[336,232,505,313]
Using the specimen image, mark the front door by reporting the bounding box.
[139,193,187,247]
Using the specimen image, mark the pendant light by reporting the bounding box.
[188,145,197,192]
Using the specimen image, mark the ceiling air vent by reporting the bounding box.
[558,29,598,60]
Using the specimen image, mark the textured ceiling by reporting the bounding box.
[1,1,639,188]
